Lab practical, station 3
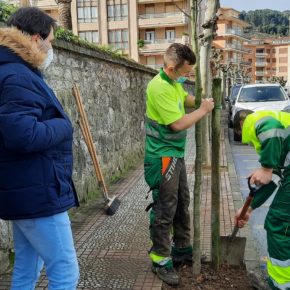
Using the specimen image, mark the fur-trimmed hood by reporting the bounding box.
[0,27,46,69]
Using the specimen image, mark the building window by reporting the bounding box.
[279,66,287,73]
[279,57,287,63]
[108,29,128,50]
[165,28,175,42]
[77,0,98,23]
[145,4,154,14]
[79,31,99,43]
[107,3,128,21]
[145,30,155,43]
[279,48,287,54]
[256,49,264,54]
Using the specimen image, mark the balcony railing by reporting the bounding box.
[139,12,185,19]
[255,62,267,67]
[144,38,182,44]
[138,12,188,28]
[223,29,249,39]
[256,53,267,57]
[225,44,251,53]
[240,61,252,66]
[139,38,184,53]
[227,58,240,64]
[255,71,265,76]
[146,64,163,70]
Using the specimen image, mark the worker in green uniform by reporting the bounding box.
[144,43,214,286]
[235,110,290,290]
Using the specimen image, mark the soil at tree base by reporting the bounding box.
[162,263,254,290]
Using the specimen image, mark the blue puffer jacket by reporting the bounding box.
[0,27,79,220]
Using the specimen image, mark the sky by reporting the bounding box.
[220,0,290,12]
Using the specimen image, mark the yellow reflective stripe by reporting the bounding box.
[149,252,171,265]
[267,258,290,286]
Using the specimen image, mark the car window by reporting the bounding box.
[238,86,286,102]
[230,86,241,101]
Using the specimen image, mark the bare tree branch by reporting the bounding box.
[172,0,192,19]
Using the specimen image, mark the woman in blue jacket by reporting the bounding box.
[0,7,79,289]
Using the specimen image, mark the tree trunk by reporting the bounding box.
[211,78,222,270]
[55,0,72,30]
[199,0,219,166]
[192,0,202,277]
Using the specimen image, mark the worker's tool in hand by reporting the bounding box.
[220,178,257,266]
[72,84,120,215]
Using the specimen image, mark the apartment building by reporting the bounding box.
[213,7,250,82]
[244,38,290,84]
[11,0,190,67]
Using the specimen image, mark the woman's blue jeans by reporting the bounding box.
[10,211,79,290]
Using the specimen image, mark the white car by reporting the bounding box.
[231,83,290,141]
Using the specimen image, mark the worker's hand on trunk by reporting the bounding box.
[234,207,253,228]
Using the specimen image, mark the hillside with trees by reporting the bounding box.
[239,9,290,36]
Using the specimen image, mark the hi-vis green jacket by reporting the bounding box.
[242,111,290,213]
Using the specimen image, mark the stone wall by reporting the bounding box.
[46,40,157,200]
[0,39,194,273]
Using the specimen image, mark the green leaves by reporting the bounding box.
[0,2,17,23]
[54,27,126,59]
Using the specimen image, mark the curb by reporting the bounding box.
[224,125,271,290]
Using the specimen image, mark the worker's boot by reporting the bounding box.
[151,262,179,286]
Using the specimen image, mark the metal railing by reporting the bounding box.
[225,29,248,39]
[255,62,267,67]
[143,38,182,44]
[139,12,186,19]
[146,64,163,70]
[255,71,265,76]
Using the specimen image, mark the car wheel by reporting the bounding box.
[228,117,233,128]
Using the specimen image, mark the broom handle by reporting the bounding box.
[78,118,102,182]
[72,85,110,199]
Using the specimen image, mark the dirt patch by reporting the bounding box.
[162,263,254,290]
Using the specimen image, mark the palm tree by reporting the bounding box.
[55,0,72,30]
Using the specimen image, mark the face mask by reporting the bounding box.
[176,76,187,83]
[42,48,53,69]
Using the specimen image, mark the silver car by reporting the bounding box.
[231,84,290,141]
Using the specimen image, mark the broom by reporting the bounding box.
[72,84,120,215]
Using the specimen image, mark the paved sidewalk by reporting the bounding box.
[0,123,250,290]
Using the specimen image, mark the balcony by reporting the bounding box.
[138,12,188,28]
[221,29,249,40]
[255,71,265,76]
[138,0,170,2]
[225,44,250,53]
[255,62,267,67]
[30,0,58,9]
[146,64,163,70]
[240,61,252,66]
[256,53,267,57]
[227,58,239,64]
[139,38,184,54]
